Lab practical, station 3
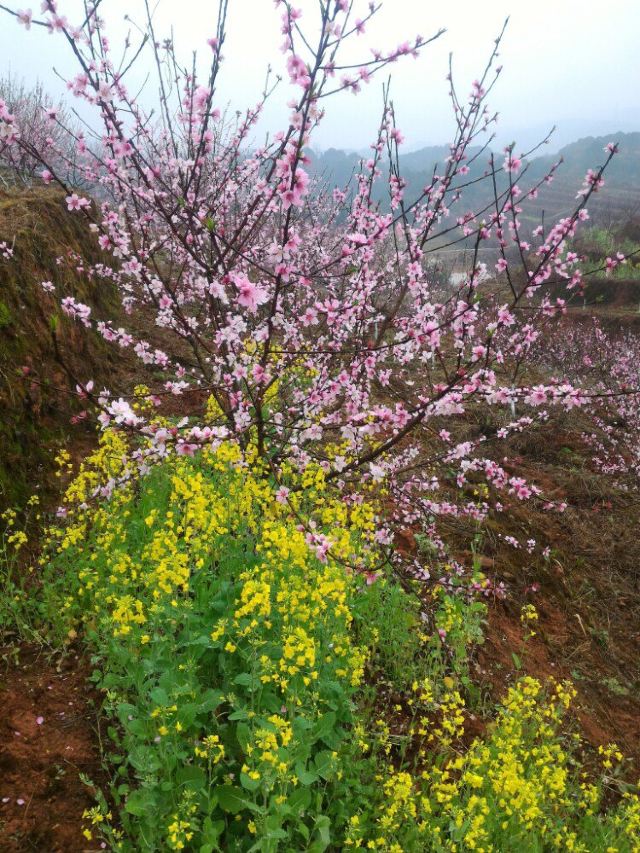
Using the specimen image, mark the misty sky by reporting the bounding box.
[0,0,638,153]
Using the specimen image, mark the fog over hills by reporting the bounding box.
[308,132,640,229]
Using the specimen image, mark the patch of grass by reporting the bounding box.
[0,299,11,328]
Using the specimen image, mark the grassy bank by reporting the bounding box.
[0,187,118,510]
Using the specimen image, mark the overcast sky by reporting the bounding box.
[0,0,638,153]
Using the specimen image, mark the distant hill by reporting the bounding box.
[528,132,640,186]
[308,132,640,230]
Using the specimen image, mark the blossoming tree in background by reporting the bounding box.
[0,73,80,185]
[0,0,637,575]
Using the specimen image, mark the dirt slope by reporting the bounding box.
[0,187,117,510]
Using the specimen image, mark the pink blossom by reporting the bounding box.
[503,153,522,173]
[275,486,290,504]
[61,297,91,326]
[252,363,267,383]
[0,0,629,593]
[193,86,211,112]
[17,8,32,29]
[232,274,269,313]
[176,442,198,457]
[286,54,310,88]
[108,399,140,427]
[66,193,90,212]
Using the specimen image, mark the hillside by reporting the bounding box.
[0,188,118,509]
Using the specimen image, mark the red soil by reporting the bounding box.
[0,645,105,852]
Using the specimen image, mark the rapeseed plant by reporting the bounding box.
[3,434,638,851]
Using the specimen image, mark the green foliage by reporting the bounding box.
[36,441,390,850]
[5,438,639,851]
[352,578,425,689]
[0,299,11,328]
[0,500,46,641]
[572,225,640,281]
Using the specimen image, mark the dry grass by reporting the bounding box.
[0,187,118,509]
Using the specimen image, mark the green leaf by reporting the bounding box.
[129,745,162,774]
[215,784,251,814]
[236,721,251,751]
[124,789,154,817]
[177,702,200,727]
[116,702,137,722]
[176,765,206,791]
[288,786,311,814]
[240,771,261,792]
[296,821,310,842]
[125,719,148,737]
[295,761,318,786]
[264,813,287,840]
[312,712,338,746]
[309,815,331,852]
[185,635,213,647]
[313,750,335,780]
[149,687,170,706]
[200,817,225,852]
[228,708,249,721]
[200,689,224,712]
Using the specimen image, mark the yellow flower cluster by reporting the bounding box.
[41,429,377,817]
[353,676,640,852]
[60,429,130,509]
[166,815,194,851]
[520,603,539,640]
[220,518,367,698]
[194,734,225,764]
[2,507,29,551]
